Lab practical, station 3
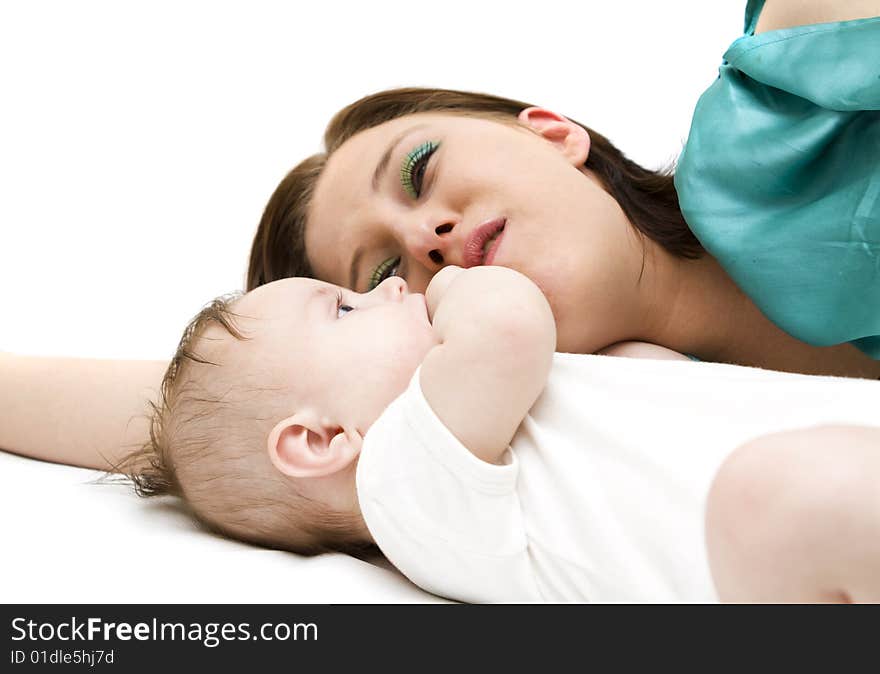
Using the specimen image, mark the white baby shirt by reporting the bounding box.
[355,353,880,603]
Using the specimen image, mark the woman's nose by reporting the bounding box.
[404,218,458,269]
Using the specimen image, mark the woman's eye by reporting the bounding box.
[368,256,401,291]
[400,140,440,199]
[336,292,355,318]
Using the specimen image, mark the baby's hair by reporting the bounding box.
[118,292,246,499]
[115,292,379,559]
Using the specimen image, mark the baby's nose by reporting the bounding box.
[385,276,407,299]
[372,276,407,302]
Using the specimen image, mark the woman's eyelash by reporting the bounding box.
[400,140,440,199]
[335,291,354,317]
[368,256,400,291]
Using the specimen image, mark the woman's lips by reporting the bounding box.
[462,217,507,268]
[483,226,505,266]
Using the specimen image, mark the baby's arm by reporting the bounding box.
[0,352,165,471]
[706,425,880,602]
[420,266,556,465]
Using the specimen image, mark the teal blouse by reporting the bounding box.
[674,0,880,359]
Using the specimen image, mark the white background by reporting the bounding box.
[1,1,744,359]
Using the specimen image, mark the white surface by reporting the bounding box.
[0,450,446,603]
[0,1,743,358]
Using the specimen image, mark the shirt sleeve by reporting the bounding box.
[725,13,880,111]
[674,7,880,358]
[355,367,543,603]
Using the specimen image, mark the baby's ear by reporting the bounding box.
[267,413,362,478]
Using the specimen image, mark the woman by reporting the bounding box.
[250,87,879,375]
[2,0,878,473]
[250,2,880,375]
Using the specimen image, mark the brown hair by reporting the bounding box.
[114,293,379,559]
[246,87,702,291]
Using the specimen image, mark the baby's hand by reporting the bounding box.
[425,265,466,321]
[418,264,556,466]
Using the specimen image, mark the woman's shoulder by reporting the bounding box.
[673,1,880,357]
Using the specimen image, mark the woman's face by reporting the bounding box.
[306,111,646,353]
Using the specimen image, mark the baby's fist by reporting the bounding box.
[425,265,465,320]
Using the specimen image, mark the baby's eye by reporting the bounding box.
[336,292,355,318]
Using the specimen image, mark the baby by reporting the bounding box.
[121,266,880,602]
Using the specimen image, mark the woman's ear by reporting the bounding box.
[266,413,363,479]
[517,107,591,166]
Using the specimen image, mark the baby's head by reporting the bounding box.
[120,276,437,556]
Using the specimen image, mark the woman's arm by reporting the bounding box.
[755,0,880,34]
[0,353,167,472]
